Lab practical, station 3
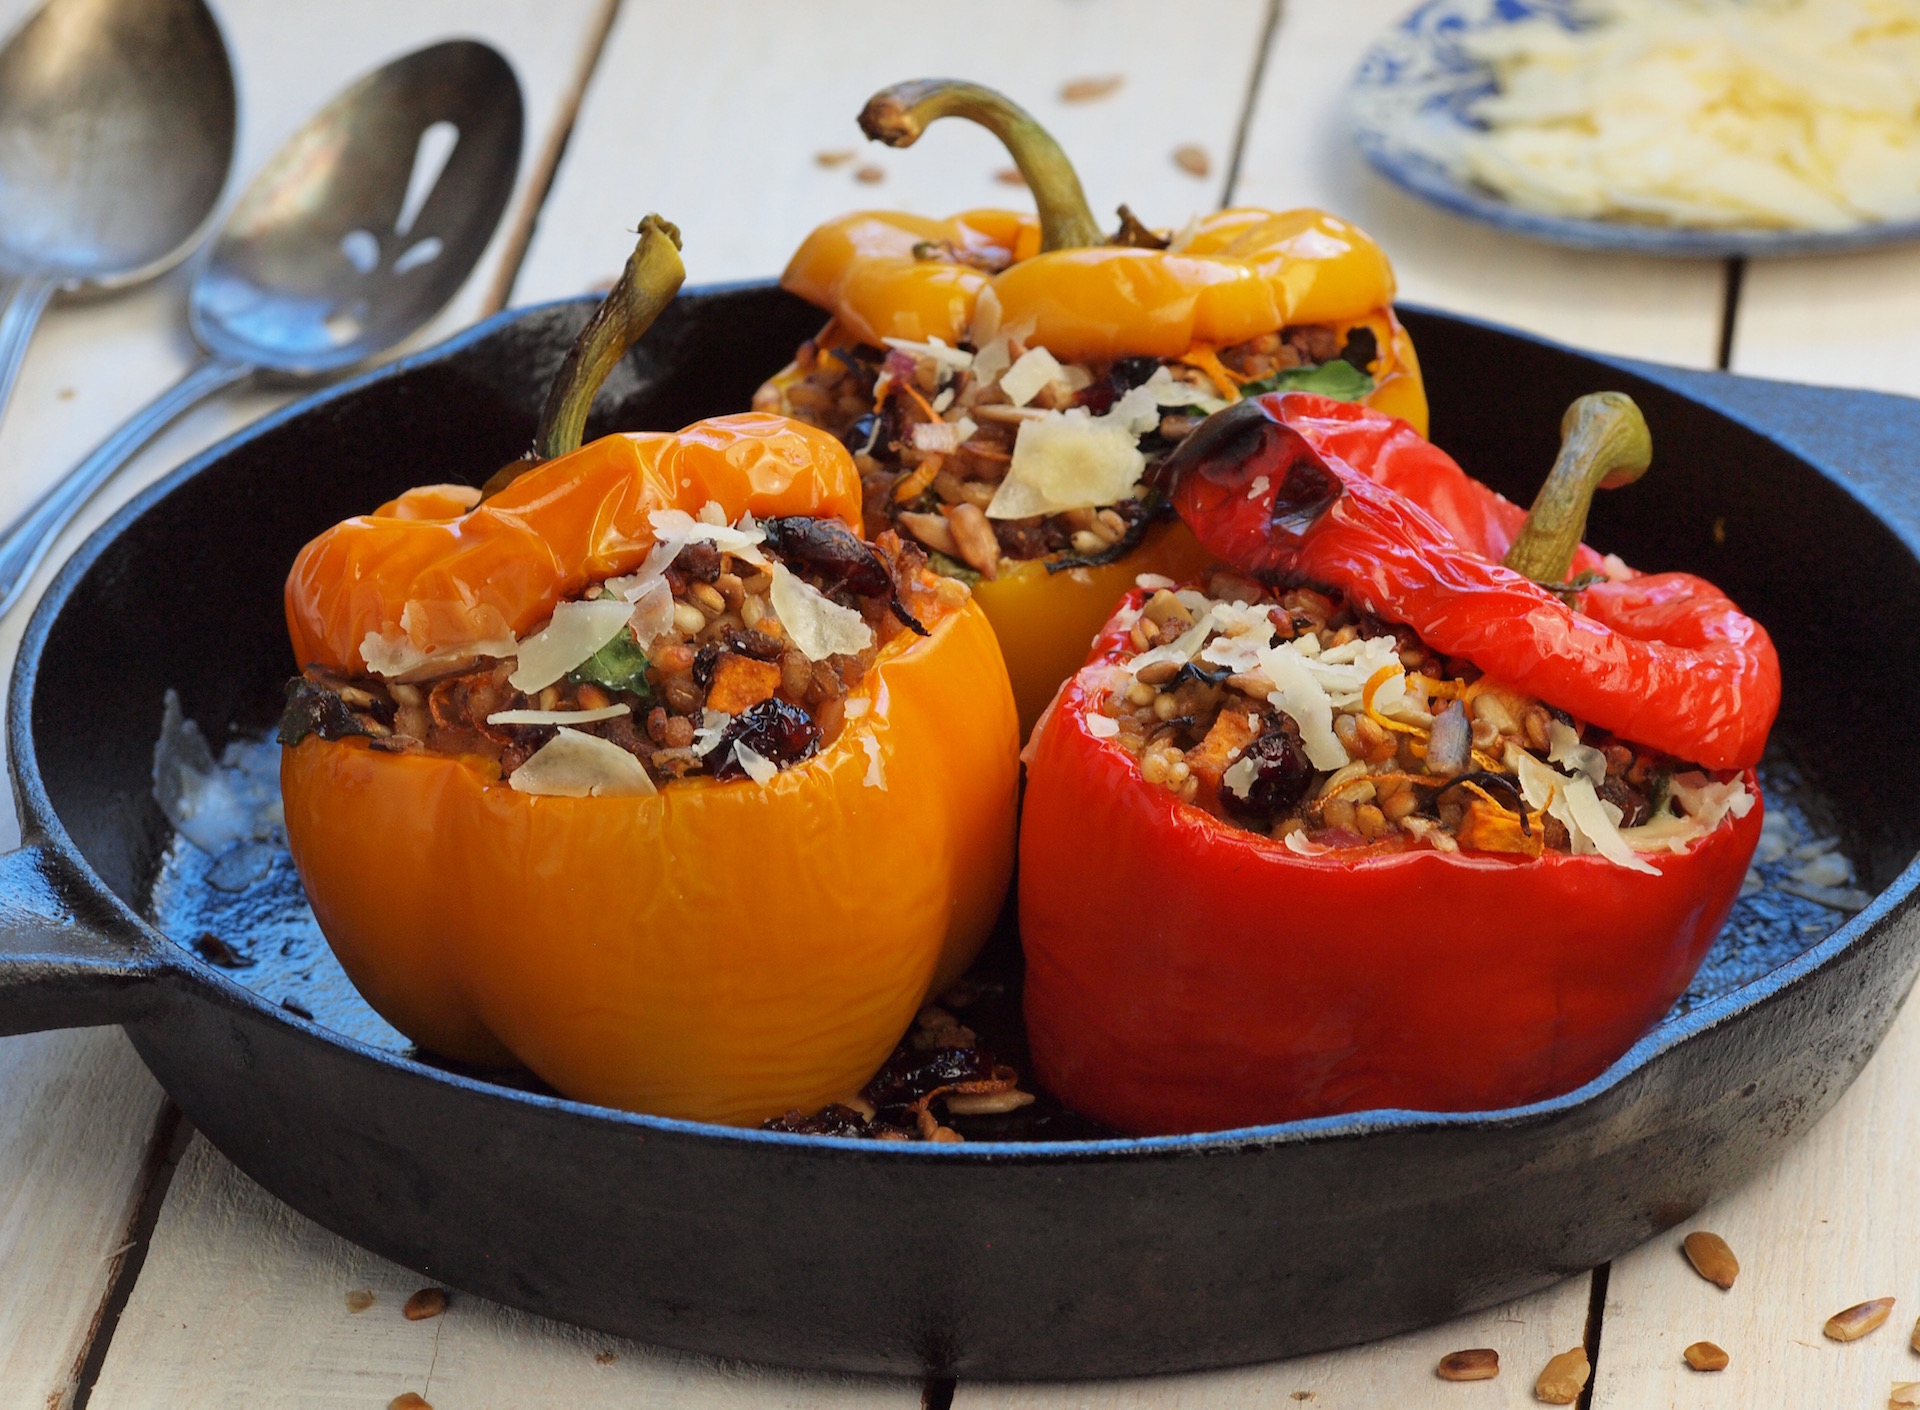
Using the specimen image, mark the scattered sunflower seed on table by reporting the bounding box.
[1684,1340,1729,1371]
[1826,1297,1895,1341]
[1436,1347,1498,1380]
[1683,1229,1739,1288]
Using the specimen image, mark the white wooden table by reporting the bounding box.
[2,2,1912,1405]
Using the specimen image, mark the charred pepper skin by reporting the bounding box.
[280,419,1020,1126]
[1019,601,1764,1135]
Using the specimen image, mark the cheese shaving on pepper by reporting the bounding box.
[508,727,657,798]
[769,563,875,662]
[509,599,635,693]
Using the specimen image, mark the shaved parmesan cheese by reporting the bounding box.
[487,704,632,726]
[732,741,778,785]
[1670,771,1755,830]
[987,403,1148,518]
[647,508,768,566]
[912,421,963,454]
[883,335,973,371]
[1129,607,1218,678]
[1140,366,1229,414]
[508,728,656,797]
[931,388,955,414]
[1564,775,1660,874]
[1256,642,1348,770]
[769,563,873,661]
[971,335,1013,391]
[692,708,731,757]
[1507,743,1658,874]
[1085,712,1120,738]
[624,576,676,650]
[1222,754,1259,800]
[1284,831,1332,856]
[1000,347,1065,406]
[969,285,1003,346]
[1135,573,1176,591]
[1548,718,1608,785]
[1247,474,1270,501]
[861,735,887,789]
[509,599,635,693]
[359,600,517,680]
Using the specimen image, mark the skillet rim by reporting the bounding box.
[11,282,1911,1161]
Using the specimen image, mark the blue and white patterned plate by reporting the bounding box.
[1348,0,1920,258]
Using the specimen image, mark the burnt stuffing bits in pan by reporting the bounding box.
[763,1000,1034,1143]
[279,521,966,790]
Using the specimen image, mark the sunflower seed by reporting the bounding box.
[1684,1340,1729,1371]
[1683,1230,1739,1289]
[1436,1348,1498,1381]
[403,1286,449,1321]
[1826,1297,1895,1341]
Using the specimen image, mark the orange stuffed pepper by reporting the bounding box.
[758,79,1429,731]
[277,219,1020,1126]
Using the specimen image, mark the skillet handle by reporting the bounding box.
[0,839,165,1036]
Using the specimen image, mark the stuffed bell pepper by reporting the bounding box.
[756,79,1429,732]
[277,218,1020,1126]
[1019,390,1780,1135]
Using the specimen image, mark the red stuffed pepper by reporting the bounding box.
[1019,391,1780,1135]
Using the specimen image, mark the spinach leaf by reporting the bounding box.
[927,551,981,586]
[569,630,652,699]
[1240,360,1376,402]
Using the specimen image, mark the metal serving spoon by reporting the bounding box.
[0,0,236,434]
[0,38,524,617]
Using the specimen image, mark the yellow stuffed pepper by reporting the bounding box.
[278,219,1020,1125]
[757,79,1428,731]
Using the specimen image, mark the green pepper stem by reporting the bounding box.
[859,80,1102,252]
[1503,392,1652,585]
[534,214,685,461]
[481,216,684,500]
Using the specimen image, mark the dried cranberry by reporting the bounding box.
[692,644,721,688]
[712,699,821,778]
[1221,727,1315,821]
[759,516,926,635]
[862,1044,997,1108]
[1600,775,1651,829]
[762,1104,870,1138]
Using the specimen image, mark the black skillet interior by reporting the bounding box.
[14,286,1920,1379]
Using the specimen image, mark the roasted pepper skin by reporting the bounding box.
[1022,394,1778,1134]
[782,207,1426,433]
[1169,395,1780,771]
[1020,619,1763,1135]
[281,417,1019,1125]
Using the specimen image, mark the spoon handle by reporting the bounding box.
[0,275,57,438]
[0,355,253,618]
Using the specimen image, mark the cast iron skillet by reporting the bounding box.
[0,286,1916,1380]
